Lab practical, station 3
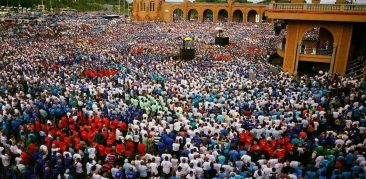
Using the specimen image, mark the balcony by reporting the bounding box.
[266,3,366,22]
[299,54,331,63]
[270,3,366,12]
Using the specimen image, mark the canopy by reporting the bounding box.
[184,37,193,41]
[215,27,223,31]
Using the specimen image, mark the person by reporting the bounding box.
[161,156,172,177]
[74,158,83,178]
[186,170,196,179]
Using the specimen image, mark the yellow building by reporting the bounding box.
[266,1,366,75]
[132,0,267,23]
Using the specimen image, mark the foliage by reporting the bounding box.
[194,0,228,3]
[0,0,127,12]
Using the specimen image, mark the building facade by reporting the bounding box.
[266,3,366,75]
[132,0,267,23]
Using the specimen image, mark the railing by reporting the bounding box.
[345,56,366,78]
[271,3,366,12]
[301,47,332,56]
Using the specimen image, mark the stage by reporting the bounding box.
[180,49,195,60]
[215,37,230,46]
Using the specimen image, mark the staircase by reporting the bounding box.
[345,56,365,78]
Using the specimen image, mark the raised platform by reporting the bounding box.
[215,37,229,46]
[180,49,195,60]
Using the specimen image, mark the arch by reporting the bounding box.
[188,9,198,21]
[217,9,228,22]
[172,8,184,22]
[203,9,213,22]
[300,27,334,55]
[233,9,243,23]
[300,26,336,45]
[247,9,258,23]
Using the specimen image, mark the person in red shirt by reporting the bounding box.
[125,139,135,159]
[274,147,286,160]
[116,143,126,156]
[137,140,146,156]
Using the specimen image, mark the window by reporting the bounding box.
[150,1,155,12]
[140,1,146,11]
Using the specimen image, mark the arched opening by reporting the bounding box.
[233,10,243,22]
[218,9,228,22]
[300,27,334,55]
[203,9,213,22]
[172,9,184,22]
[188,9,198,21]
[262,12,267,22]
[298,27,334,75]
[247,10,258,23]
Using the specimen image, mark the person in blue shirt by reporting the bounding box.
[228,149,239,162]
[157,141,165,154]
[115,169,124,179]
[218,155,226,165]
[163,136,174,152]
[218,167,228,179]
[126,167,137,179]
[305,170,316,179]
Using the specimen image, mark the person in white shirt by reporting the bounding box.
[195,163,204,178]
[87,147,96,159]
[186,170,196,179]
[74,158,83,178]
[176,166,184,178]
[149,159,159,176]
[1,151,10,168]
[178,158,190,175]
[86,159,96,175]
[161,156,172,176]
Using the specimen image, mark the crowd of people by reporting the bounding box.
[0,14,365,179]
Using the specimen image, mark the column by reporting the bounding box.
[329,43,338,74]
[228,11,233,22]
[294,42,301,74]
[213,11,217,22]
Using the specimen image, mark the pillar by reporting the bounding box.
[243,13,247,23]
[228,11,233,22]
[213,10,218,22]
[283,22,301,74]
[333,24,353,75]
[294,42,301,74]
[329,43,338,74]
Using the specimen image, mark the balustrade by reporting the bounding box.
[271,3,366,12]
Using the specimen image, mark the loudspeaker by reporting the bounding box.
[215,37,229,46]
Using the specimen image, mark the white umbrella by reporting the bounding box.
[215,27,223,31]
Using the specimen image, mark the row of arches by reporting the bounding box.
[173,9,267,23]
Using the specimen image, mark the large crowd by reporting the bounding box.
[0,14,365,179]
